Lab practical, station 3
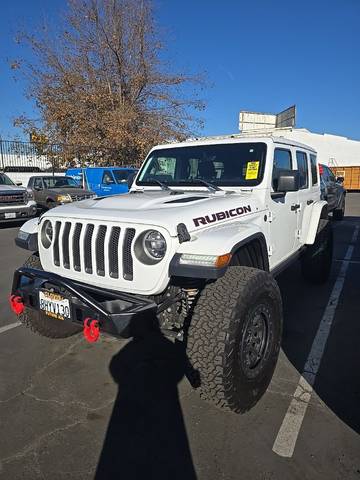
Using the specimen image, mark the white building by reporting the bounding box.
[272,128,360,168]
[239,108,360,168]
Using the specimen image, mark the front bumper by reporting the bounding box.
[12,267,158,338]
[0,202,37,223]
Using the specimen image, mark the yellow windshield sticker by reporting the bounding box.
[245,161,260,180]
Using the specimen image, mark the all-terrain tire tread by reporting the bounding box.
[186,267,282,413]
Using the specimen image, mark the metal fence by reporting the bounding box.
[0,139,140,173]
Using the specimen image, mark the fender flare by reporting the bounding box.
[303,200,328,245]
[169,223,269,279]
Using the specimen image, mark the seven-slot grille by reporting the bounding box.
[52,221,136,281]
[0,191,26,206]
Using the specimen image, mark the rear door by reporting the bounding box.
[295,150,317,247]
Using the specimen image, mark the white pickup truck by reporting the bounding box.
[0,172,37,223]
[10,134,332,413]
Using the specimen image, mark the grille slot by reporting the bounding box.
[72,223,83,271]
[53,221,61,266]
[84,224,95,274]
[96,225,107,276]
[123,228,135,281]
[62,222,71,269]
[109,227,121,278]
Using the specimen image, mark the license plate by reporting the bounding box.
[5,212,16,219]
[39,290,71,320]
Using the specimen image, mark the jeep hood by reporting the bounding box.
[43,190,263,236]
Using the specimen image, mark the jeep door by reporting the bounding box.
[294,150,319,248]
[269,147,298,265]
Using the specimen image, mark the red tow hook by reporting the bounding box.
[83,318,100,343]
[9,295,25,315]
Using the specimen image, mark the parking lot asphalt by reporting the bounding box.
[0,196,360,480]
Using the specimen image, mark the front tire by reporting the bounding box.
[186,267,283,413]
[18,254,82,339]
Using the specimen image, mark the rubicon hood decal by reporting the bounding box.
[193,205,252,227]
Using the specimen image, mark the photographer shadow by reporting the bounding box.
[95,318,197,480]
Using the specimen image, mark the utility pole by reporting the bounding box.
[0,135,4,171]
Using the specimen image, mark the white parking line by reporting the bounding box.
[0,321,22,335]
[273,225,359,458]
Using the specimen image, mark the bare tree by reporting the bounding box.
[13,0,205,164]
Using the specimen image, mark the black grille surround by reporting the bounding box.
[96,225,107,276]
[123,228,136,281]
[109,227,121,278]
[84,224,95,274]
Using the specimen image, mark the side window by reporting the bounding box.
[102,170,115,185]
[272,148,292,190]
[34,178,43,190]
[319,164,327,181]
[310,154,318,186]
[328,167,336,182]
[296,151,309,189]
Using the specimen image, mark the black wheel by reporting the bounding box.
[186,266,283,413]
[333,196,345,221]
[18,254,82,339]
[301,219,333,284]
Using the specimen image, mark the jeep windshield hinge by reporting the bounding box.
[177,223,191,243]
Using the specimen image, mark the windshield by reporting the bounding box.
[137,143,267,187]
[0,173,15,186]
[113,170,133,183]
[43,177,80,189]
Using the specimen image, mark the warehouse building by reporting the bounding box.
[239,107,360,189]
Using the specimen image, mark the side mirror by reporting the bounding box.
[34,186,41,191]
[127,173,136,189]
[16,181,23,186]
[336,176,344,183]
[277,170,300,192]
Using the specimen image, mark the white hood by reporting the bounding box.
[43,190,263,236]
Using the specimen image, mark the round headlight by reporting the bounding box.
[143,230,167,260]
[41,220,53,249]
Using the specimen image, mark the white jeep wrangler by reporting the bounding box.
[11,134,332,413]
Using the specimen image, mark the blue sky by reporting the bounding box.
[0,0,359,141]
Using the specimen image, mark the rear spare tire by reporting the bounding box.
[186,266,283,413]
[18,254,82,339]
[301,219,333,284]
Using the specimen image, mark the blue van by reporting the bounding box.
[66,167,138,197]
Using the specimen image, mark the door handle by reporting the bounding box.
[291,204,301,211]
[307,199,314,205]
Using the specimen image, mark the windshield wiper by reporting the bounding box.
[151,179,171,191]
[149,179,183,195]
[185,179,223,193]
